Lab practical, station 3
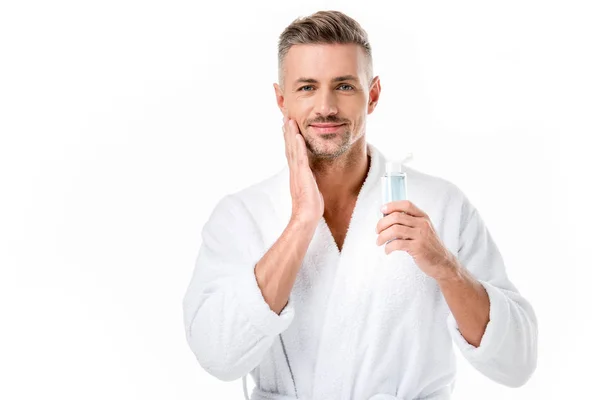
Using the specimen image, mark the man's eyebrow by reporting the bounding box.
[294,77,319,85]
[293,75,359,85]
[332,75,359,82]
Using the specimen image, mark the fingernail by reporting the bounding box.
[380,205,387,213]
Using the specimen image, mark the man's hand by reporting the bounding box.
[376,200,459,282]
[283,116,324,225]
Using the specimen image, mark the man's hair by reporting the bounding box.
[277,10,373,89]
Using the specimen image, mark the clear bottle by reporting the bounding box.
[380,153,412,217]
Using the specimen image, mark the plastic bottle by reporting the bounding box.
[380,153,412,216]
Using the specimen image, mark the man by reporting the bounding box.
[183,10,537,400]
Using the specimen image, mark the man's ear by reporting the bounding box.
[367,76,381,115]
[273,83,287,117]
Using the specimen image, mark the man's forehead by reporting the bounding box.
[285,43,363,64]
[283,43,367,82]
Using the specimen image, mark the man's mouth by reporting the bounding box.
[309,123,345,134]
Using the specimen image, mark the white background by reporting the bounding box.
[1,1,598,399]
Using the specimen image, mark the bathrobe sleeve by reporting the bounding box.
[182,194,295,381]
[445,195,538,388]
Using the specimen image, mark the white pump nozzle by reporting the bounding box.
[385,152,413,174]
[401,152,413,164]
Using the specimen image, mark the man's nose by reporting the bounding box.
[315,90,338,116]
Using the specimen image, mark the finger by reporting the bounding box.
[381,200,427,218]
[283,116,290,139]
[376,224,417,246]
[295,133,309,168]
[284,125,291,162]
[288,119,300,166]
[377,225,416,247]
[283,119,295,166]
[384,237,411,255]
[376,211,418,234]
[288,119,300,137]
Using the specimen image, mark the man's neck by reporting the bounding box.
[310,138,370,211]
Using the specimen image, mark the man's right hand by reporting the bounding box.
[283,117,324,225]
[252,117,324,314]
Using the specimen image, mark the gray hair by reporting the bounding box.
[277,10,373,89]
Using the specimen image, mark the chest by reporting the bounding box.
[323,203,356,252]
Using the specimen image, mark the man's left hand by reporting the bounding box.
[376,200,459,282]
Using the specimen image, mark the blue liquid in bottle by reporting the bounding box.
[381,161,408,217]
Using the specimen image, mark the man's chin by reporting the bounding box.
[307,143,348,160]
[304,131,352,158]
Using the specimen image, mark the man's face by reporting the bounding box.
[274,43,380,160]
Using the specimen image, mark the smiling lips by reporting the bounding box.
[309,123,345,134]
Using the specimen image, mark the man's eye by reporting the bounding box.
[338,84,354,91]
[299,85,314,91]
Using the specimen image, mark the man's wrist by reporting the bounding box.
[435,255,463,287]
[289,214,320,230]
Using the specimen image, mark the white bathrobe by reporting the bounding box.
[182,143,537,400]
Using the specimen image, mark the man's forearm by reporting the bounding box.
[437,259,491,347]
[255,217,318,315]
